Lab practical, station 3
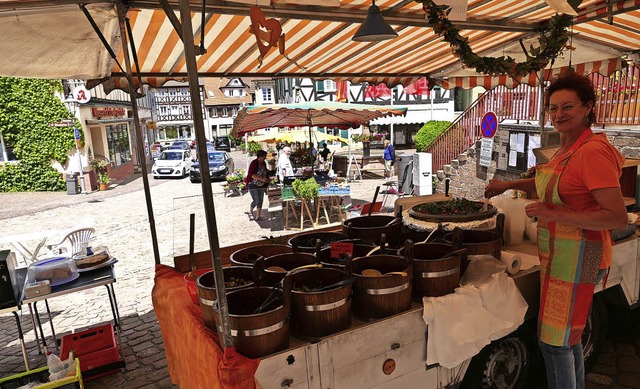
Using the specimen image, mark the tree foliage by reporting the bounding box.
[414,120,452,152]
[0,77,78,192]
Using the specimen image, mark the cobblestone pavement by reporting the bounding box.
[0,150,394,388]
[2,150,640,388]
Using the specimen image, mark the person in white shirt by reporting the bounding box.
[278,146,294,182]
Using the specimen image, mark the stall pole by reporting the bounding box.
[116,3,160,264]
[390,88,395,145]
[178,0,232,348]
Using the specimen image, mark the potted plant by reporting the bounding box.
[90,157,111,191]
[97,171,110,191]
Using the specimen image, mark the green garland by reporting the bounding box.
[417,0,574,77]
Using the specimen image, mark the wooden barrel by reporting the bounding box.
[398,243,465,300]
[351,255,412,321]
[196,266,255,332]
[229,244,293,266]
[213,276,292,359]
[290,268,352,339]
[287,232,348,254]
[444,228,502,275]
[315,240,377,269]
[341,215,401,242]
[262,252,318,286]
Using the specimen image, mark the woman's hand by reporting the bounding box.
[484,179,509,198]
[525,201,554,220]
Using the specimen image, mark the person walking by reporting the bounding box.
[484,72,628,389]
[383,139,396,178]
[245,150,271,221]
[278,146,294,182]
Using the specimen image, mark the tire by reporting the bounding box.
[582,294,607,371]
[462,326,537,389]
[190,178,197,183]
[182,168,187,178]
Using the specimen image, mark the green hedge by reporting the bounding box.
[0,77,77,192]
[414,120,452,152]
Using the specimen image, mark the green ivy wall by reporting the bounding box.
[0,78,78,192]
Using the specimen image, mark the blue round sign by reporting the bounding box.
[481,112,498,138]
[73,128,81,140]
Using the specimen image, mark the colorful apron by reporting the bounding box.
[535,129,607,347]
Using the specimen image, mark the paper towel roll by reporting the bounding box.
[500,251,522,274]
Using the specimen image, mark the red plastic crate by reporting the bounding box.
[60,324,122,381]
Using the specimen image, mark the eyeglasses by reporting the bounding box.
[547,103,583,115]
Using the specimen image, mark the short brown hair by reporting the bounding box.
[545,71,597,126]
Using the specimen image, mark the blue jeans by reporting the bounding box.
[538,340,584,389]
[249,187,265,210]
[538,268,608,389]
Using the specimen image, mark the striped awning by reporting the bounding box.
[0,0,639,89]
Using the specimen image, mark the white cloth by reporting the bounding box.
[423,272,528,368]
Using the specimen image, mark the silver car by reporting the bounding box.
[152,150,193,179]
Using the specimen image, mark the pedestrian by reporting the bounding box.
[245,150,271,221]
[318,143,332,170]
[484,72,628,389]
[278,146,294,182]
[383,139,395,178]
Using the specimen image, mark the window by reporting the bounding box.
[262,88,273,103]
[222,107,228,117]
[232,107,237,117]
[0,133,17,162]
[324,80,336,92]
[219,124,232,136]
[169,89,177,96]
[182,105,191,116]
[159,106,167,115]
[171,105,179,115]
[210,108,218,117]
[106,124,132,167]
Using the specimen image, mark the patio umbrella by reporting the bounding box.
[248,129,348,144]
[232,101,407,137]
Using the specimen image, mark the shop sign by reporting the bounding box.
[91,107,126,119]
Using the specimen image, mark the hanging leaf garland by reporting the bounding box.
[416,0,574,78]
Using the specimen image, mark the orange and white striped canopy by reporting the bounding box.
[0,0,638,89]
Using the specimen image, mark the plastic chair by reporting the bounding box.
[46,228,96,256]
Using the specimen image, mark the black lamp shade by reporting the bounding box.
[352,2,398,42]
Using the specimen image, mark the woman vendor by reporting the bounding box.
[484,72,628,389]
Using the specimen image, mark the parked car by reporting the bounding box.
[189,151,235,183]
[170,140,191,151]
[152,150,193,179]
[214,136,231,152]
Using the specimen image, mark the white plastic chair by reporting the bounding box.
[46,228,96,256]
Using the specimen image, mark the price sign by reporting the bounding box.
[330,242,353,259]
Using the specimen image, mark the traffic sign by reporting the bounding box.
[73,128,81,140]
[481,111,498,138]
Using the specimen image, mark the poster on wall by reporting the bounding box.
[479,138,494,167]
